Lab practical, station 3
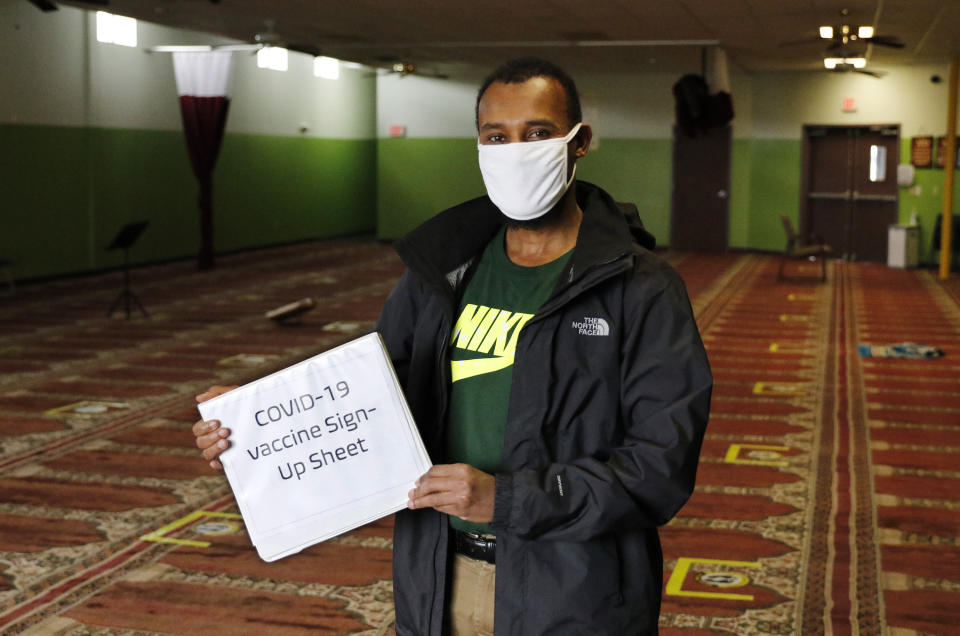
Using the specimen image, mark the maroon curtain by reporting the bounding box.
[178,95,230,270]
[172,50,233,271]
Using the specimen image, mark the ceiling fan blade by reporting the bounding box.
[778,37,822,47]
[286,43,323,57]
[864,35,905,49]
[26,0,58,9]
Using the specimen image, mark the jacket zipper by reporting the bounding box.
[525,251,632,328]
[428,275,458,636]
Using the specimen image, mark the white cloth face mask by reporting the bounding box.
[477,123,583,221]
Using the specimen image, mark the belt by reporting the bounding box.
[453,529,496,564]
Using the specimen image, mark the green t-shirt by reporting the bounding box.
[446,227,572,535]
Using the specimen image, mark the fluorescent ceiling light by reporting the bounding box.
[858,26,874,39]
[819,26,834,39]
[257,46,288,71]
[824,57,867,69]
[150,45,212,53]
[314,56,340,80]
[96,11,137,47]
[215,44,264,52]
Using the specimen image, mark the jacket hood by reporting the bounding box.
[393,181,656,286]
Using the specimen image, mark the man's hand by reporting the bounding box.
[192,385,238,470]
[407,463,495,523]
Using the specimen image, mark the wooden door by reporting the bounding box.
[806,128,852,257]
[850,129,899,262]
[671,125,730,252]
[802,125,899,262]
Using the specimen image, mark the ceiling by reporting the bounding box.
[53,0,960,77]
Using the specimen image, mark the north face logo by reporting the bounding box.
[572,317,610,336]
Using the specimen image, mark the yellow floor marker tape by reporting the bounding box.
[666,557,762,601]
[753,381,807,396]
[141,510,243,547]
[724,443,790,467]
[768,342,808,354]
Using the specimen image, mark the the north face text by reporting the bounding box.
[572,317,610,336]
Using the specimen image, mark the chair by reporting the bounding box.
[931,214,960,268]
[778,215,832,282]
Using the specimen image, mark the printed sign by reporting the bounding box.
[935,136,960,169]
[910,136,933,168]
[198,332,430,561]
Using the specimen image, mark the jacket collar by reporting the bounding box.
[393,181,647,287]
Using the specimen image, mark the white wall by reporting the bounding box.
[750,64,956,139]
[1,1,87,125]
[373,57,957,144]
[376,72,482,138]
[0,1,375,139]
[374,63,753,141]
[226,52,375,139]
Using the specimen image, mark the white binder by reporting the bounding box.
[197,332,431,561]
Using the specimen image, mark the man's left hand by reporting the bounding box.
[407,463,495,523]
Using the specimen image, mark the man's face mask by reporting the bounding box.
[477,123,583,221]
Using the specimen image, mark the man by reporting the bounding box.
[194,57,711,635]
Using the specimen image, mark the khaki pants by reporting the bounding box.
[448,553,496,636]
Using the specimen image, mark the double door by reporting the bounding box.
[802,125,899,262]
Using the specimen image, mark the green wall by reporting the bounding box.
[746,139,802,252]
[216,135,376,252]
[728,136,960,262]
[375,138,485,239]
[899,137,960,264]
[577,139,672,247]
[728,138,753,249]
[374,135,956,261]
[1,123,376,280]
[375,137,677,245]
[374,136,794,254]
[1,124,93,277]
[8,124,957,283]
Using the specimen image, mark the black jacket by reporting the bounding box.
[377,181,712,635]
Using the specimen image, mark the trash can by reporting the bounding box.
[887,224,919,269]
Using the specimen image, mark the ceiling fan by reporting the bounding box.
[781,8,905,50]
[823,9,904,51]
[781,8,902,77]
[381,62,449,80]
[825,59,885,78]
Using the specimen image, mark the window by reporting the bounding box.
[257,47,288,72]
[96,11,137,47]
[869,145,887,182]
[313,56,340,80]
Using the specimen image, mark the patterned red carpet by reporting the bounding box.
[0,244,958,634]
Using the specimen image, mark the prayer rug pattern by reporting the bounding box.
[0,240,404,634]
[2,245,959,635]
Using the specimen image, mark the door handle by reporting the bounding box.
[851,192,897,202]
[717,190,728,199]
[808,190,851,200]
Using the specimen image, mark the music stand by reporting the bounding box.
[107,221,149,319]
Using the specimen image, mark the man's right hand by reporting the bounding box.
[193,385,238,470]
